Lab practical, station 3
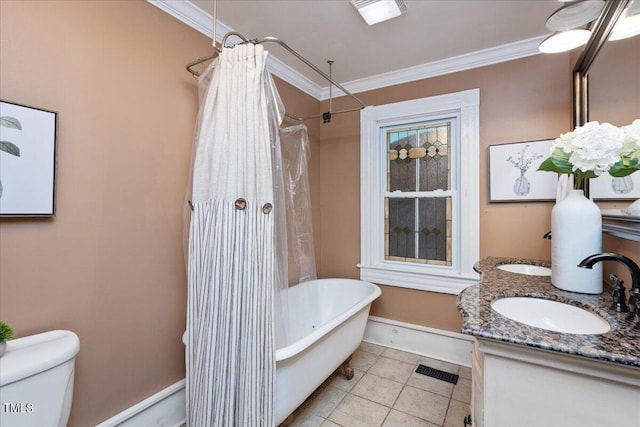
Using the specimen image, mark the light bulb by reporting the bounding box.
[609,12,640,40]
[539,29,592,53]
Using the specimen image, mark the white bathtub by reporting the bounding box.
[274,278,381,425]
[183,278,380,425]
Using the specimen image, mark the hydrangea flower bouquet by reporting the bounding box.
[538,120,640,189]
[537,120,639,293]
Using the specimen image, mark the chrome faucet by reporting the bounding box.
[579,253,640,323]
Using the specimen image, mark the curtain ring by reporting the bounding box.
[262,203,272,214]
[235,198,247,210]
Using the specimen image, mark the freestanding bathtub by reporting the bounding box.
[274,278,381,425]
[183,278,380,425]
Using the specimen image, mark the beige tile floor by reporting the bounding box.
[287,342,472,427]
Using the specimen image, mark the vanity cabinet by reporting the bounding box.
[470,340,484,427]
[471,338,640,427]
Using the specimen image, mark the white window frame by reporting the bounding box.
[359,89,480,294]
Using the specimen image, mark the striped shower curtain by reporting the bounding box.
[186,43,285,426]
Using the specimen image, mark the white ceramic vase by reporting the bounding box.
[551,189,603,294]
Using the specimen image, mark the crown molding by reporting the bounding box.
[149,0,545,102]
[321,35,546,100]
[266,56,325,100]
[147,0,226,40]
[147,0,324,99]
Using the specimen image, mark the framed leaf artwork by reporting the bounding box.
[0,100,57,216]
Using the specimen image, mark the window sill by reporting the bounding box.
[358,264,479,295]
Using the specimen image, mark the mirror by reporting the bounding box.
[589,34,640,228]
[589,36,640,126]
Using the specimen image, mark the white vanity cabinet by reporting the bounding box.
[471,338,640,427]
[470,340,484,427]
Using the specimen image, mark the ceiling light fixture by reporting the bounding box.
[539,0,640,53]
[610,13,640,40]
[545,0,605,31]
[539,28,592,53]
[350,0,407,26]
[538,0,604,54]
[609,1,640,40]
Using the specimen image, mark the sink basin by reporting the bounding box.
[491,297,610,334]
[497,264,551,276]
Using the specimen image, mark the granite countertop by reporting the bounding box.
[457,257,640,368]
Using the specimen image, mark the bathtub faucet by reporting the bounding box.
[579,253,640,323]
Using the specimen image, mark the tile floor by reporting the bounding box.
[287,342,472,427]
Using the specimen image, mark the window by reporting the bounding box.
[359,89,480,294]
[386,121,453,265]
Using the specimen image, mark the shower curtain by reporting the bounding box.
[185,44,287,426]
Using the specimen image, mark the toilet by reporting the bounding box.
[0,330,80,427]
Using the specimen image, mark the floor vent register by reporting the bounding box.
[415,364,459,384]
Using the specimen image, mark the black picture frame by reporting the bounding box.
[0,100,58,216]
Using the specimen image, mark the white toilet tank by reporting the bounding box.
[0,330,80,427]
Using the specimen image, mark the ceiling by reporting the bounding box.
[157,1,562,98]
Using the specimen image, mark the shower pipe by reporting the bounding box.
[185,31,367,123]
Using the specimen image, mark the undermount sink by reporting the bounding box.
[497,263,551,276]
[491,297,610,334]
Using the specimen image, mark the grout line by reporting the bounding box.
[299,342,470,427]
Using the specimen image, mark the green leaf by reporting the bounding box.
[0,141,20,157]
[578,170,598,180]
[0,321,15,342]
[609,160,640,178]
[549,155,574,170]
[537,158,558,172]
[0,116,22,130]
[537,157,573,174]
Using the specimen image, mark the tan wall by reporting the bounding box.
[318,51,640,332]
[0,1,317,426]
[1,1,638,424]
[0,2,208,425]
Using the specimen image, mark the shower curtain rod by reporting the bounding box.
[185,32,367,123]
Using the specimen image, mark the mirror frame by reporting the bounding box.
[572,0,633,199]
[572,0,629,127]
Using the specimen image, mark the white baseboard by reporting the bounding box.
[95,379,186,427]
[95,317,472,426]
[363,316,473,367]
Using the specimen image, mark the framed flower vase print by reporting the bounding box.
[590,172,640,200]
[489,139,558,202]
[0,100,57,216]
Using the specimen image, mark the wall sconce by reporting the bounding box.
[350,0,407,26]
